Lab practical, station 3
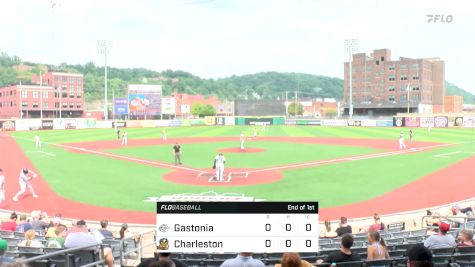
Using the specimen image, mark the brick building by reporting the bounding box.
[343,49,445,116]
[0,72,84,119]
[444,95,463,113]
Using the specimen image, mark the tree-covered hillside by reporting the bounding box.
[1,52,473,104]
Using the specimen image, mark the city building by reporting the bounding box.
[444,95,463,113]
[0,72,84,119]
[285,98,338,117]
[174,93,234,118]
[343,49,445,116]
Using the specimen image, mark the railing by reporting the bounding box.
[421,215,473,230]
[118,230,157,266]
[19,243,106,267]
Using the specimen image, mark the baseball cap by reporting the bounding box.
[439,222,450,232]
[22,168,28,174]
[122,223,128,229]
[0,239,7,252]
[76,220,87,226]
[406,244,432,261]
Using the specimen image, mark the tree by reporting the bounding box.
[288,102,304,116]
[202,104,217,116]
[191,103,204,117]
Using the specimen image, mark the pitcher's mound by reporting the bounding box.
[217,147,265,153]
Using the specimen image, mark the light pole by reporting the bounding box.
[345,38,358,118]
[98,40,111,120]
[407,84,411,114]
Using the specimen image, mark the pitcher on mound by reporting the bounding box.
[213,153,226,181]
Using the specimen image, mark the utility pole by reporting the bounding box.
[98,40,111,120]
[40,71,43,119]
[345,38,358,118]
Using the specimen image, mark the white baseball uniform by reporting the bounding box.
[13,170,38,201]
[240,134,245,150]
[121,132,128,145]
[399,133,406,149]
[253,129,257,138]
[35,135,41,149]
[162,131,167,141]
[214,155,226,181]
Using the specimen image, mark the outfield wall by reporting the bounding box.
[1,115,475,131]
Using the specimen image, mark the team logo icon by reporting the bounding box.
[158,238,169,250]
[158,224,170,232]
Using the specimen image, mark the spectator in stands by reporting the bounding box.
[220,253,265,267]
[447,205,466,228]
[426,223,440,236]
[99,220,113,238]
[335,216,352,237]
[319,220,337,238]
[46,225,67,248]
[138,252,188,267]
[275,253,313,267]
[0,239,14,265]
[457,230,475,247]
[317,234,361,264]
[423,222,456,249]
[148,259,176,267]
[45,216,63,237]
[367,213,385,232]
[424,210,440,227]
[0,212,18,231]
[119,223,130,239]
[64,220,114,267]
[406,244,433,267]
[15,214,32,233]
[18,229,44,248]
[30,210,49,232]
[367,231,389,260]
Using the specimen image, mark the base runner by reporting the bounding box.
[399,132,406,149]
[12,168,39,202]
[240,132,245,150]
[213,153,226,181]
[162,130,167,142]
[35,134,41,150]
[121,132,128,145]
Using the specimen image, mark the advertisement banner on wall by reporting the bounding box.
[434,116,448,128]
[419,117,434,128]
[161,97,176,115]
[244,117,274,125]
[285,120,297,125]
[215,117,225,125]
[14,119,42,131]
[463,116,475,128]
[96,120,113,129]
[376,120,393,127]
[322,120,347,126]
[190,119,204,125]
[404,117,420,127]
[361,120,377,127]
[41,120,54,130]
[393,117,405,127]
[0,120,15,131]
[224,117,235,126]
[112,121,127,128]
[114,98,129,115]
[204,116,216,126]
[53,119,65,130]
[454,117,464,127]
[65,119,77,129]
[347,120,362,126]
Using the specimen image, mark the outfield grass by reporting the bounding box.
[11,126,475,212]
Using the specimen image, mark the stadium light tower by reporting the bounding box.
[98,40,111,120]
[345,38,358,118]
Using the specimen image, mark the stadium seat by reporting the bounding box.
[391,231,410,239]
[406,236,425,244]
[432,248,455,255]
[332,261,363,267]
[385,237,405,246]
[452,253,475,266]
[209,253,238,260]
[388,249,405,258]
[432,255,452,267]
[70,250,98,267]
[365,259,392,267]
[456,246,475,254]
[0,230,13,237]
[410,229,427,237]
[315,263,331,267]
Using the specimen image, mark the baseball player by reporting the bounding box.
[399,132,406,149]
[172,142,182,165]
[34,134,41,150]
[409,129,413,142]
[253,128,258,138]
[0,168,5,203]
[240,132,245,150]
[121,132,128,145]
[213,153,226,182]
[162,130,167,142]
[13,168,39,201]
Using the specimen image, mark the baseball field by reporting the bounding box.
[1,125,475,224]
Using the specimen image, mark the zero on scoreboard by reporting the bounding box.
[156,202,319,252]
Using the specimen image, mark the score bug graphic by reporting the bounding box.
[156,202,319,252]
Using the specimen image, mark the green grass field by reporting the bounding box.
[11,126,475,212]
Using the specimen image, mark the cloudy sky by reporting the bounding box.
[1,0,474,92]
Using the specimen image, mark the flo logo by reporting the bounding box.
[158,224,170,232]
[427,15,453,23]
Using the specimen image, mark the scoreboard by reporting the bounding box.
[156,202,319,252]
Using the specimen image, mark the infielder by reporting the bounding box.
[162,130,167,142]
[253,128,258,138]
[0,168,5,203]
[121,132,128,145]
[115,125,120,140]
[173,142,182,165]
[34,134,41,150]
[240,132,245,150]
[399,132,406,149]
[213,153,226,182]
[13,168,39,202]
[409,129,413,142]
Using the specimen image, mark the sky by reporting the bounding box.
[1,0,474,92]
